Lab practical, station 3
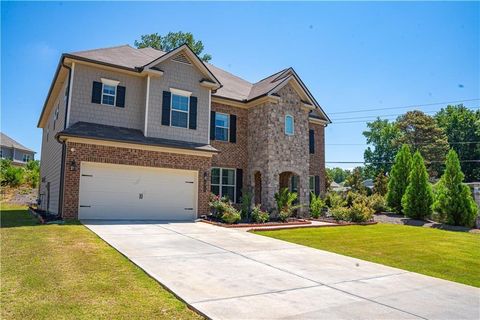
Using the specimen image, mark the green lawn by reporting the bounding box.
[0,207,203,320]
[255,224,480,287]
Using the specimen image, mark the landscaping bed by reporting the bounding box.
[310,217,377,226]
[201,217,311,228]
[28,206,62,224]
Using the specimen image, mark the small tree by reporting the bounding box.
[373,170,388,195]
[402,151,433,219]
[386,145,412,213]
[345,167,366,194]
[433,150,478,227]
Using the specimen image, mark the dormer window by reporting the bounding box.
[285,114,294,135]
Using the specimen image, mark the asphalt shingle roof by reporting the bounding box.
[0,132,35,152]
[57,122,218,153]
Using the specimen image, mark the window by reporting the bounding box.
[171,94,189,128]
[309,176,315,194]
[102,84,116,106]
[211,168,236,202]
[23,154,30,162]
[290,175,298,193]
[0,149,3,158]
[285,115,294,135]
[215,113,230,141]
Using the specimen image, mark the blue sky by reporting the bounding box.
[2,1,479,169]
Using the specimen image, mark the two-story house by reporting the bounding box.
[1,132,36,165]
[37,44,330,220]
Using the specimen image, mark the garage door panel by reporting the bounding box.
[79,162,197,220]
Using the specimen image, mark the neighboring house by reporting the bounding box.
[37,44,330,219]
[362,179,374,190]
[330,181,350,193]
[0,132,36,165]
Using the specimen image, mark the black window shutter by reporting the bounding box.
[210,111,216,140]
[309,129,315,154]
[315,176,320,196]
[189,96,197,129]
[116,86,126,108]
[230,114,237,143]
[236,169,243,203]
[161,91,171,126]
[91,81,102,104]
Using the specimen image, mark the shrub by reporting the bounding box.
[368,194,387,213]
[221,206,241,224]
[24,160,40,188]
[2,165,24,187]
[251,205,269,223]
[402,151,433,220]
[374,170,388,196]
[240,189,252,220]
[387,145,412,213]
[324,192,346,208]
[310,192,325,219]
[274,188,301,221]
[350,199,375,222]
[330,207,351,221]
[208,194,230,218]
[433,150,478,227]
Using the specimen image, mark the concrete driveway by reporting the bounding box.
[83,221,479,320]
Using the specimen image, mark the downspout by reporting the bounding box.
[58,61,73,218]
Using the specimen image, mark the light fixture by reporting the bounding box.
[70,160,77,171]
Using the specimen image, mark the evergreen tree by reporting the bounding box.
[402,151,433,219]
[373,170,388,196]
[433,150,478,227]
[386,145,412,213]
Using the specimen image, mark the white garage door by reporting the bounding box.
[78,162,197,220]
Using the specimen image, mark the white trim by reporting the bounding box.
[58,136,217,157]
[207,89,212,141]
[66,62,75,127]
[285,114,294,135]
[211,167,237,203]
[144,75,150,135]
[170,92,190,129]
[170,87,192,97]
[214,112,230,142]
[100,78,120,86]
[101,83,117,106]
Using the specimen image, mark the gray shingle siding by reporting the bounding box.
[39,79,68,214]
[68,64,146,131]
[147,59,210,144]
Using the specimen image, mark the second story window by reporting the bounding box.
[102,84,116,106]
[171,94,189,128]
[23,154,31,162]
[215,113,230,141]
[285,115,294,135]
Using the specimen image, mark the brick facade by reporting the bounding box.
[62,142,212,219]
[211,102,248,193]
[309,123,326,194]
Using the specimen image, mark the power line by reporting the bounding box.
[331,109,445,121]
[326,141,480,146]
[328,98,480,115]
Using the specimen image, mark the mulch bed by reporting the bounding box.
[310,217,377,226]
[28,207,62,224]
[200,218,311,228]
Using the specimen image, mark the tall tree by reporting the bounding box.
[326,167,350,183]
[363,118,401,177]
[373,170,388,196]
[395,110,449,177]
[435,105,480,182]
[402,151,433,219]
[134,31,212,62]
[433,150,478,227]
[386,145,412,213]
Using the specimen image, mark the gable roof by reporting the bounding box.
[0,132,35,153]
[40,44,330,127]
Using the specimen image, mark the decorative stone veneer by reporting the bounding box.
[62,142,212,219]
[247,83,310,214]
[211,102,248,191]
[309,122,327,194]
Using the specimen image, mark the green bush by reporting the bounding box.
[274,188,301,221]
[324,191,346,208]
[208,194,230,218]
[240,189,252,220]
[278,209,291,222]
[330,207,351,221]
[387,144,412,213]
[433,150,478,227]
[221,206,241,224]
[310,192,325,219]
[24,160,40,188]
[350,199,375,222]
[402,151,433,220]
[2,165,24,187]
[368,194,388,213]
[251,205,269,223]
